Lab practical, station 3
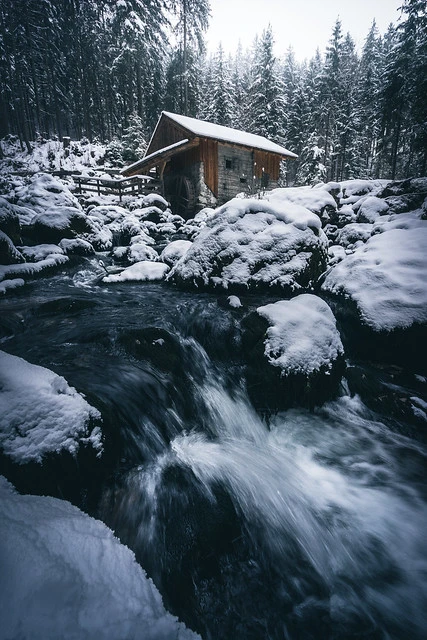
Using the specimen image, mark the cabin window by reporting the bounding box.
[240,177,247,184]
[225,158,233,170]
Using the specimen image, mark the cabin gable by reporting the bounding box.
[146,113,194,156]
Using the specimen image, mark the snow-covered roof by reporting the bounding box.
[122,138,190,175]
[161,112,298,158]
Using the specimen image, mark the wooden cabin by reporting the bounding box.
[121,111,298,218]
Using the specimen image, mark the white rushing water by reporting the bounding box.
[117,350,427,638]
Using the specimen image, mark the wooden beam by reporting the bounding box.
[122,138,200,177]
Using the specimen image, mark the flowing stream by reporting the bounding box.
[1,258,426,639]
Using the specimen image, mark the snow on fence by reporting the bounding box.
[72,174,160,200]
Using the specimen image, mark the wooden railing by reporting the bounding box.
[72,174,160,201]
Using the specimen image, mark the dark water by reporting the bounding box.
[1,258,426,640]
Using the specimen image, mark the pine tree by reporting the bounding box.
[357,21,383,177]
[207,44,234,125]
[247,26,285,140]
[318,18,344,180]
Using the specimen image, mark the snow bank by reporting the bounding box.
[257,294,344,375]
[322,226,427,331]
[168,198,327,292]
[0,136,106,174]
[0,350,102,464]
[0,477,200,640]
[103,261,169,283]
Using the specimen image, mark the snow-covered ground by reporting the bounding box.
[0,135,106,175]
[0,476,200,640]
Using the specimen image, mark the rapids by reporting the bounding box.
[1,257,426,639]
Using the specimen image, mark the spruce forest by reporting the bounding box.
[0,0,426,184]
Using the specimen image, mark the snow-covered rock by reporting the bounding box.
[160,239,192,266]
[0,278,25,295]
[86,204,128,222]
[334,223,373,249]
[242,294,344,409]
[227,295,242,309]
[328,245,346,266]
[266,185,338,219]
[27,206,96,244]
[82,215,113,250]
[19,243,64,262]
[59,237,95,255]
[0,476,200,640]
[128,193,169,212]
[0,253,68,284]
[339,179,389,200]
[103,261,169,283]
[127,242,159,264]
[15,173,81,214]
[355,196,389,223]
[168,198,327,293]
[0,350,102,464]
[257,295,344,376]
[322,225,427,331]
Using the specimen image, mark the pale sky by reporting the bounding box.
[206,0,403,61]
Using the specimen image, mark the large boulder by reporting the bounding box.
[26,206,96,244]
[15,173,81,214]
[322,218,427,370]
[168,198,327,293]
[0,350,102,465]
[242,294,344,409]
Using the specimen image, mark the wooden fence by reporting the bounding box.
[72,174,160,201]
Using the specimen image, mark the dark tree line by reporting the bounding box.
[1,0,426,181]
[0,0,209,147]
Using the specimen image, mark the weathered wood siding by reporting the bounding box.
[217,143,253,204]
[253,150,281,182]
[199,138,218,196]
